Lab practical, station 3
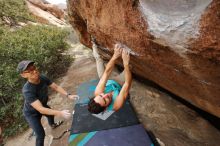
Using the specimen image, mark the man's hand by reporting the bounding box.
[122,49,130,66]
[68,94,79,100]
[59,110,71,119]
[112,44,122,60]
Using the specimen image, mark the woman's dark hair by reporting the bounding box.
[88,97,105,114]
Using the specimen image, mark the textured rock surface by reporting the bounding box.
[130,80,220,146]
[27,0,64,19]
[26,0,66,26]
[68,0,220,117]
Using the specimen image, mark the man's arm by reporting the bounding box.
[94,45,122,96]
[31,100,70,119]
[50,83,79,100]
[113,50,132,111]
[50,83,67,96]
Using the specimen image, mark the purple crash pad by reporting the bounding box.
[69,124,153,146]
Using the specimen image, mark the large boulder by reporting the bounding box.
[68,0,220,117]
[26,0,66,26]
[27,0,64,19]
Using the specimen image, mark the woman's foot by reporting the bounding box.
[51,120,64,129]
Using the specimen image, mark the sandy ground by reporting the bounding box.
[5,35,220,146]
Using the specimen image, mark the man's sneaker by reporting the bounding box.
[51,120,64,129]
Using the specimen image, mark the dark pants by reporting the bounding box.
[24,105,54,146]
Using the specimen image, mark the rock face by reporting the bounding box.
[26,0,66,26]
[27,0,64,19]
[68,0,220,117]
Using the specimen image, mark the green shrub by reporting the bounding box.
[0,0,33,24]
[0,25,72,139]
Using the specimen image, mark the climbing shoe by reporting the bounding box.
[51,120,64,129]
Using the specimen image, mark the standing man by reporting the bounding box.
[88,43,132,114]
[17,60,78,146]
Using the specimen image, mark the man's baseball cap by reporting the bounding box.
[17,60,35,73]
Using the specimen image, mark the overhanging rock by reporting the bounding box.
[68,0,220,117]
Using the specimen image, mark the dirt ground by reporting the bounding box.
[5,40,220,146]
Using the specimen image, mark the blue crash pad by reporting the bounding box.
[69,80,154,146]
